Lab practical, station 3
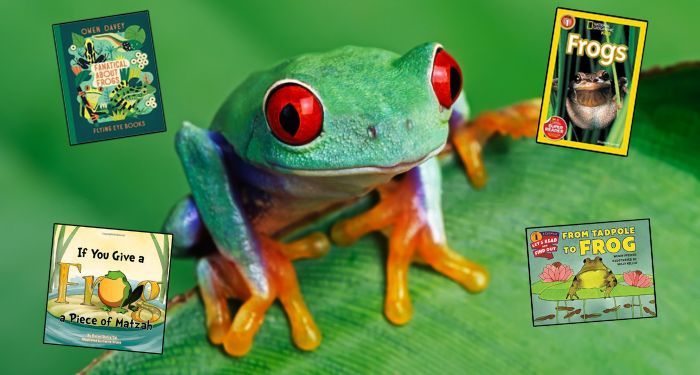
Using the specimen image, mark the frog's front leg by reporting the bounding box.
[567,277,581,300]
[603,271,618,298]
[176,123,329,356]
[331,157,488,325]
[450,93,540,188]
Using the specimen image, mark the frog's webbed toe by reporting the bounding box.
[331,158,488,325]
[451,99,540,188]
[197,232,329,356]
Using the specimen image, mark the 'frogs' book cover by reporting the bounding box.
[537,8,647,155]
[43,224,172,353]
[52,11,166,145]
[526,219,656,326]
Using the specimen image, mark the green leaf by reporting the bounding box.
[71,32,84,47]
[83,64,700,373]
[124,25,146,44]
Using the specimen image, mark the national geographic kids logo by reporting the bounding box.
[530,231,560,259]
[587,20,614,36]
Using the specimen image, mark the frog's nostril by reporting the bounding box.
[367,125,378,139]
[405,119,413,130]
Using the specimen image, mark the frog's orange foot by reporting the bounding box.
[331,180,488,325]
[198,232,329,356]
[452,99,540,188]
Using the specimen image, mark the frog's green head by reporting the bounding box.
[213,42,464,176]
[104,270,127,281]
[580,257,609,272]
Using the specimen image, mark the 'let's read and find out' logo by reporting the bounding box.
[530,231,560,259]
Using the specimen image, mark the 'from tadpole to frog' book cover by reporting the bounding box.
[526,219,656,327]
[43,224,172,354]
[52,11,166,145]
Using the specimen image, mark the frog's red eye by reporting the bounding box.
[431,48,462,108]
[265,83,323,145]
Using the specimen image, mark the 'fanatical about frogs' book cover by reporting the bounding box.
[52,11,166,145]
[526,219,656,327]
[536,8,647,156]
[43,224,172,353]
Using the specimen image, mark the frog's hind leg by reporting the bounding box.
[331,157,488,325]
[567,278,580,300]
[450,97,540,188]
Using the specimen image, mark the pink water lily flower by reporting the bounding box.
[623,270,653,288]
[539,262,574,282]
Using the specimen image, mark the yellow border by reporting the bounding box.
[536,8,648,156]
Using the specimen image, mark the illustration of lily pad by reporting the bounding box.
[530,278,571,294]
[124,25,146,44]
[532,275,655,300]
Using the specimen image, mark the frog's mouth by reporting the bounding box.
[274,144,445,177]
[572,81,612,107]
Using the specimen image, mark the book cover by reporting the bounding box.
[52,11,166,145]
[43,224,172,354]
[536,8,647,155]
[526,219,656,326]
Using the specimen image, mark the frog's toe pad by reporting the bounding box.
[385,297,413,326]
[222,297,272,357]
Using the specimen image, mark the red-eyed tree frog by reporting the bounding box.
[164,43,538,356]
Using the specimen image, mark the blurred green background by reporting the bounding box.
[0,0,697,373]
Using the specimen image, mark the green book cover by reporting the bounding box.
[52,11,166,145]
[526,219,656,326]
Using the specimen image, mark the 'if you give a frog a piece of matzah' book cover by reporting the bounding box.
[43,224,172,354]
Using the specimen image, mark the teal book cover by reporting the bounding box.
[526,219,656,326]
[52,11,166,145]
